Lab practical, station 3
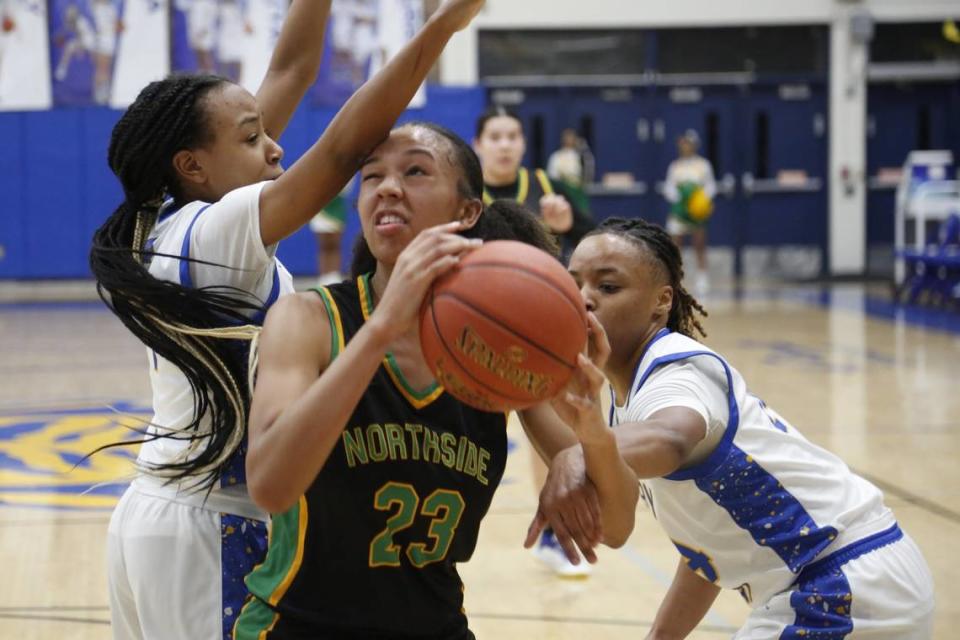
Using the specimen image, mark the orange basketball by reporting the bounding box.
[420,240,588,413]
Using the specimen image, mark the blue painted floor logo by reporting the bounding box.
[0,402,150,510]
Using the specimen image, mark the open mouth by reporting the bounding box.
[374,210,407,227]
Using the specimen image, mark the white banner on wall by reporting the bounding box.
[110,0,169,108]
[0,0,52,110]
[314,0,425,108]
[238,0,286,93]
[369,0,425,108]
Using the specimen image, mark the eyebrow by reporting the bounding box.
[237,114,259,128]
[361,147,436,168]
[569,266,621,277]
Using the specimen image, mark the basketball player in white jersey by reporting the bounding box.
[92,2,486,638]
[527,217,935,638]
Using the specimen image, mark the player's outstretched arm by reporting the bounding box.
[523,314,639,557]
[256,0,332,139]
[645,559,721,640]
[258,0,485,247]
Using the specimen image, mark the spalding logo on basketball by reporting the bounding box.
[420,240,588,412]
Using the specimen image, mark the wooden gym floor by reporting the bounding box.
[0,280,957,639]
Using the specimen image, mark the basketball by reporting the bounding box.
[420,240,588,413]
[687,187,714,222]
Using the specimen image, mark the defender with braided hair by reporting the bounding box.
[526,216,935,639]
[93,2,486,638]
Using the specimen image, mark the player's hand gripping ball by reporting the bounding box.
[420,240,588,412]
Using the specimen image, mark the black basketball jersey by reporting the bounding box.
[236,275,507,640]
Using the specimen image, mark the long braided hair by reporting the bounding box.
[587,217,708,339]
[89,74,265,489]
[350,121,559,277]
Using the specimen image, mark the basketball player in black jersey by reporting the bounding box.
[237,120,636,638]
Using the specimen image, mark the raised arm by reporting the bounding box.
[255,0,332,139]
[258,0,485,247]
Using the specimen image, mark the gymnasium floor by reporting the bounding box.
[1,278,957,639]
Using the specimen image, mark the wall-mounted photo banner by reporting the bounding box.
[0,0,52,110]
[109,0,169,107]
[313,0,425,108]
[172,0,285,94]
[49,0,124,105]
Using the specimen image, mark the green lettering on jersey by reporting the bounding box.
[384,423,407,460]
[463,441,479,479]
[477,447,490,486]
[439,432,457,469]
[367,424,388,462]
[422,427,440,464]
[343,427,369,468]
[404,423,423,460]
[455,436,468,472]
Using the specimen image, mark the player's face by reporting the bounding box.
[358,127,477,266]
[473,116,526,182]
[190,83,284,200]
[569,234,672,364]
[677,138,696,158]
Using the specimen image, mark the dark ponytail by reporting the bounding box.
[587,217,708,339]
[349,122,558,279]
[90,74,263,489]
[474,105,523,139]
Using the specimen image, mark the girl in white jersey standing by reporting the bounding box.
[529,217,935,639]
[89,1,486,638]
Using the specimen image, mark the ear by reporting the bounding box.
[171,149,207,187]
[654,284,674,322]
[458,198,484,229]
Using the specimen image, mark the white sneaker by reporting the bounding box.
[532,529,591,579]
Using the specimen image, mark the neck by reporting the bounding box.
[483,167,520,188]
[370,263,393,306]
[607,321,668,407]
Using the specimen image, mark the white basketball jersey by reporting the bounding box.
[612,330,894,607]
[134,181,294,519]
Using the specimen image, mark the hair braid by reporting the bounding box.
[588,217,708,339]
[89,74,265,490]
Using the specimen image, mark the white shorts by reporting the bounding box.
[736,527,934,639]
[107,485,268,640]
[666,214,698,236]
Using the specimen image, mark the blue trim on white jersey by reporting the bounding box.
[610,327,671,426]
[178,204,213,288]
[632,350,740,482]
[692,443,839,572]
[156,197,178,224]
[249,266,281,326]
[631,345,839,573]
